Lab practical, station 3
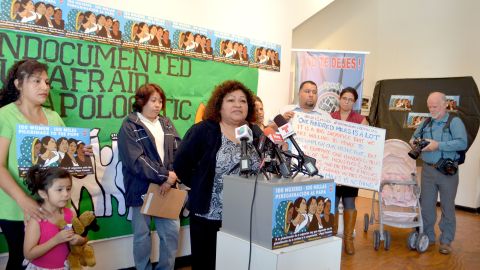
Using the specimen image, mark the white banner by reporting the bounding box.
[292,112,385,191]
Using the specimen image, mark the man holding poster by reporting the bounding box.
[278,80,331,122]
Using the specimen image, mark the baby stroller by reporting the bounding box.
[363,139,429,253]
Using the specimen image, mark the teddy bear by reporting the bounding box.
[57,210,99,270]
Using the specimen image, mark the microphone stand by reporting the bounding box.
[281,150,324,179]
[230,154,270,179]
[281,151,303,178]
[257,154,271,180]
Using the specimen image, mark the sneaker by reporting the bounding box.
[439,243,452,254]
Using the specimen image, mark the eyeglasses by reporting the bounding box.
[341,97,355,103]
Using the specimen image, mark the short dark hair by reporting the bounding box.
[56,137,68,150]
[316,196,325,203]
[132,83,167,115]
[40,136,55,155]
[204,80,257,123]
[299,80,317,91]
[307,196,317,208]
[340,87,358,102]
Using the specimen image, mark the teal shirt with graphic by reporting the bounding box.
[0,103,65,221]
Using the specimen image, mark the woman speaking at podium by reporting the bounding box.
[330,87,368,255]
[174,80,260,270]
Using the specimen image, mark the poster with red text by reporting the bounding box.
[292,112,385,191]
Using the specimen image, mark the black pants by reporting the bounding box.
[0,219,25,270]
[189,215,221,270]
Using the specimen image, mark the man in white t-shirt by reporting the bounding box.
[274,80,331,125]
[268,80,331,179]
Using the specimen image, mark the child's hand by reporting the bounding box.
[69,234,86,246]
[55,229,74,244]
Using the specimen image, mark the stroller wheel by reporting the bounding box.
[373,230,381,250]
[383,230,391,250]
[364,214,369,232]
[407,231,418,250]
[416,233,429,253]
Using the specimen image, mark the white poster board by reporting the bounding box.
[291,112,386,191]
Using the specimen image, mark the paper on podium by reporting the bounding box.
[141,183,187,219]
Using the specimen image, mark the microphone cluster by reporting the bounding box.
[235,114,321,179]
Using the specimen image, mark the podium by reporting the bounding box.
[222,175,336,249]
[216,231,342,270]
[219,175,341,269]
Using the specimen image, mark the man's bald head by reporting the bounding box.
[428,92,447,102]
[427,91,447,120]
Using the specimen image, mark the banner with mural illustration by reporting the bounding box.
[249,39,281,71]
[293,50,368,113]
[16,124,92,176]
[0,26,258,255]
[0,0,281,71]
[272,181,335,249]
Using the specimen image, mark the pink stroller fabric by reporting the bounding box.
[381,139,417,208]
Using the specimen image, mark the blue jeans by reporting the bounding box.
[131,206,180,270]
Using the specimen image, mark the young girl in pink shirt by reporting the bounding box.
[23,166,85,269]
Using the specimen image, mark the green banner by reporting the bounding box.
[0,28,258,253]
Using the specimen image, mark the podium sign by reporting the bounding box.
[222,175,335,250]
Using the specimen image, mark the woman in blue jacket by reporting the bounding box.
[118,83,181,270]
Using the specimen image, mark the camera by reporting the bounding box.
[408,138,430,160]
[435,158,458,176]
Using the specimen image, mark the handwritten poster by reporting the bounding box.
[291,113,386,191]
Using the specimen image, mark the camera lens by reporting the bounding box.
[408,149,421,159]
[408,139,430,160]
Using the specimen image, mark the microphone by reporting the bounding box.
[235,124,253,174]
[265,128,284,146]
[273,115,318,176]
[263,127,291,178]
[251,125,267,154]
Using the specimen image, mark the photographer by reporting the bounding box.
[409,92,467,255]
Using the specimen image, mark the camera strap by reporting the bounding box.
[419,115,463,163]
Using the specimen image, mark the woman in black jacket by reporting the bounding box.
[174,80,260,270]
[118,83,181,270]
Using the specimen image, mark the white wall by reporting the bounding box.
[293,0,480,208]
[0,0,337,268]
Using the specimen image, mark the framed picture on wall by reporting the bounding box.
[406,112,430,129]
[445,95,460,111]
[389,95,414,111]
[361,95,371,116]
